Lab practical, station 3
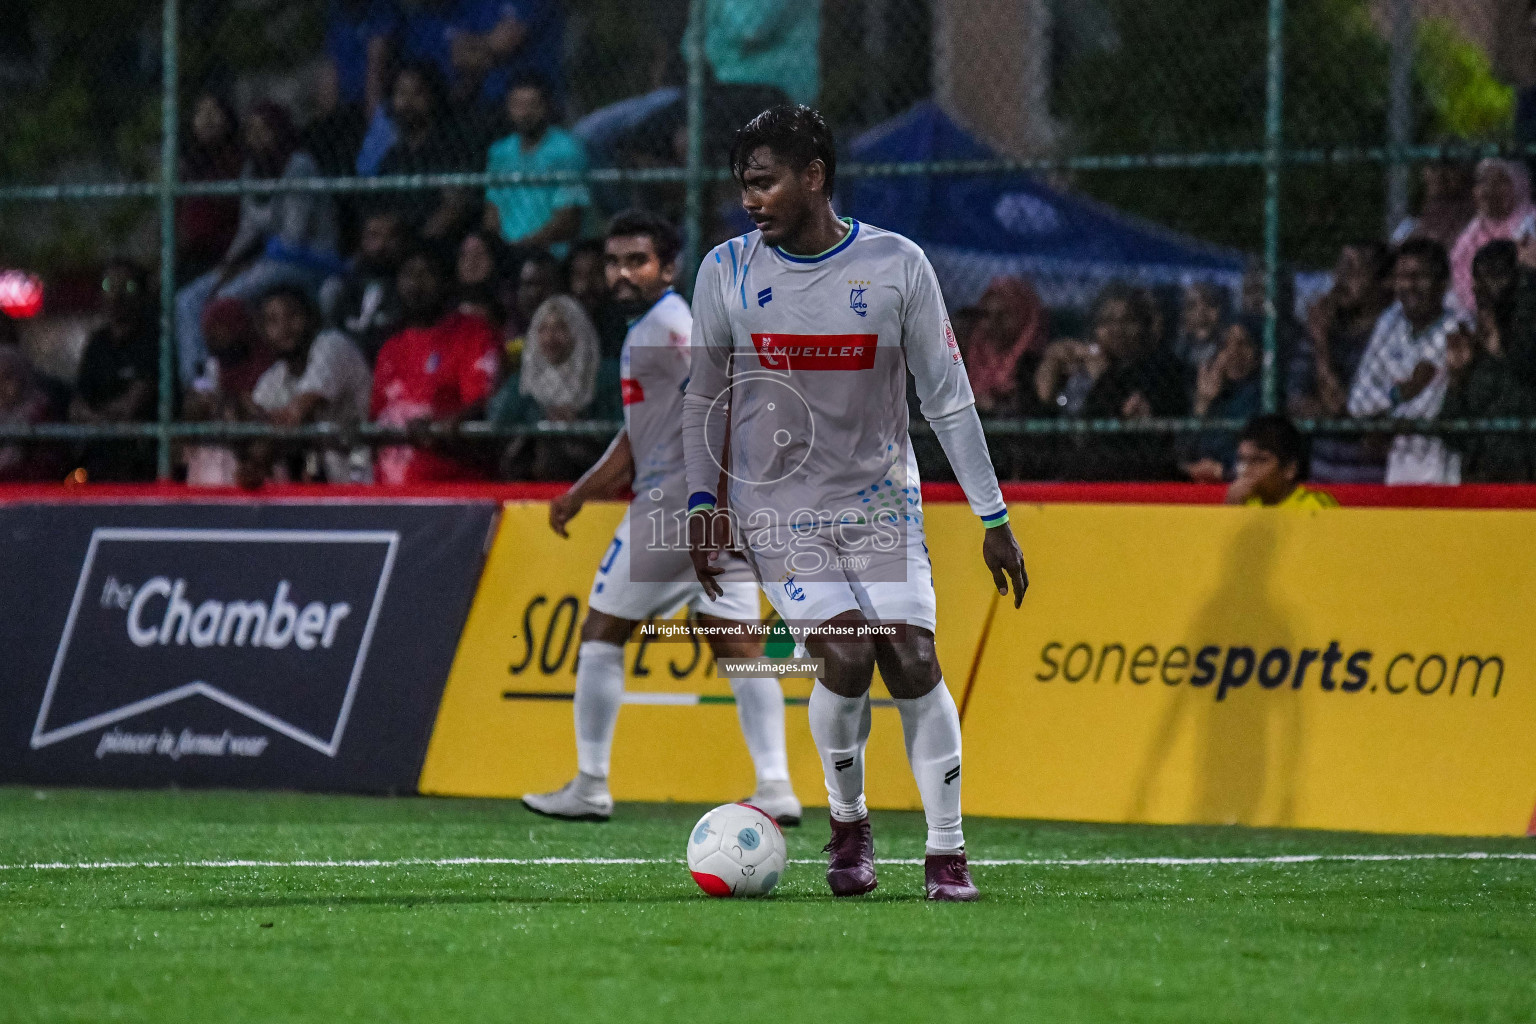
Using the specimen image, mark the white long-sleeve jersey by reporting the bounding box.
[682,219,1007,526]
[621,289,693,507]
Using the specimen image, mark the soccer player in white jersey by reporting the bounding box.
[522,210,801,825]
[682,107,1028,901]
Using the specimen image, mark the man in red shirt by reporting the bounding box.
[372,246,501,484]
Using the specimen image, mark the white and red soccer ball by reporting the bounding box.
[686,802,787,897]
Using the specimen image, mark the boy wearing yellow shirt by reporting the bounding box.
[1225,414,1341,508]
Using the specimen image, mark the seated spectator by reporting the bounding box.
[455,228,513,327]
[1172,281,1228,380]
[320,209,408,363]
[485,76,590,259]
[70,260,160,482]
[1391,156,1476,251]
[698,0,820,105]
[371,62,485,241]
[1225,414,1339,507]
[1450,158,1536,314]
[1288,241,1391,482]
[1034,282,1187,480]
[0,347,57,482]
[1348,238,1461,484]
[1180,322,1263,482]
[492,294,614,480]
[176,90,244,284]
[503,249,564,368]
[567,237,628,359]
[183,298,274,487]
[250,286,374,483]
[1444,240,1536,480]
[967,275,1047,416]
[175,101,340,386]
[400,0,564,109]
[372,246,502,485]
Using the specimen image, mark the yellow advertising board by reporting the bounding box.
[419,501,995,811]
[421,501,1536,837]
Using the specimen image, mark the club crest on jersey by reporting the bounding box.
[848,280,869,317]
[943,318,962,364]
[757,287,773,307]
[779,573,805,602]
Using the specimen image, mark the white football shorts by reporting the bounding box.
[587,509,760,623]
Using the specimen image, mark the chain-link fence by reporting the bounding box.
[2,0,1535,485]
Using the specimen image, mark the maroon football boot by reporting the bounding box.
[823,816,878,896]
[925,849,979,901]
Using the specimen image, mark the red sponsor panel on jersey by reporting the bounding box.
[751,333,878,370]
[621,377,645,405]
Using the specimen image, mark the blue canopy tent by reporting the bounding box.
[839,102,1249,311]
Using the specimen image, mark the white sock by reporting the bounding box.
[808,681,872,822]
[895,681,965,855]
[730,676,790,784]
[573,641,625,780]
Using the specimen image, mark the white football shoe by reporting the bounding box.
[744,779,802,827]
[521,773,614,822]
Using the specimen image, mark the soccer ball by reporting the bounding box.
[686,802,787,897]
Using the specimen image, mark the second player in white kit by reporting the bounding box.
[521,210,800,825]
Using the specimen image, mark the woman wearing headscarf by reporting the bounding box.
[965,275,1047,416]
[1449,158,1536,314]
[492,294,618,479]
[175,100,341,388]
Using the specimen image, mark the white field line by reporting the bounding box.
[1,852,1534,872]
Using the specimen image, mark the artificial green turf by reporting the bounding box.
[1,788,1533,1023]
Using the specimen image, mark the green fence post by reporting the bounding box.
[1261,0,1286,416]
[156,0,180,480]
[681,0,706,296]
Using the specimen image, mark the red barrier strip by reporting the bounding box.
[3,481,1536,508]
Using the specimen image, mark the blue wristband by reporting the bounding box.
[980,508,1010,529]
[688,491,717,514]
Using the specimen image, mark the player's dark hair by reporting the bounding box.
[605,208,681,266]
[1394,236,1450,283]
[730,104,837,195]
[1240,414,1309,480]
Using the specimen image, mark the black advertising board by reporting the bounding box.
[0,501,496,792]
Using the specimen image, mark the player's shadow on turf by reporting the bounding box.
[1128,517,1304,827]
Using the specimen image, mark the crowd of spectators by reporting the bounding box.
[5,0,1536,487]
[932,154,1536,486]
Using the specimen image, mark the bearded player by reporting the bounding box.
[683,106,1027,901]
[522,210,801,825]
